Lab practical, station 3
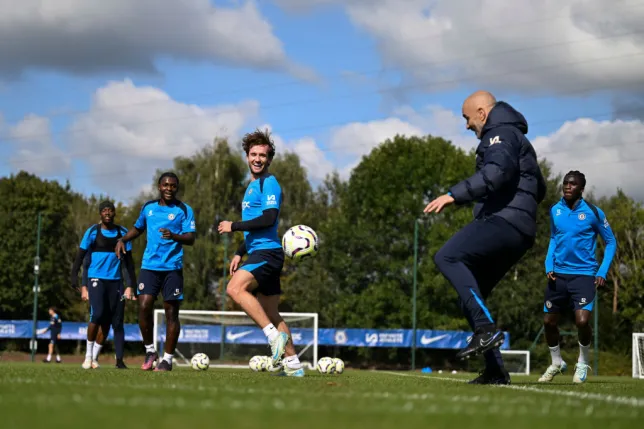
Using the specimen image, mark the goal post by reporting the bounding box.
[633,333,644,379]
[153,310,319,369]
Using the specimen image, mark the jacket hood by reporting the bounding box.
[481,101,528,135]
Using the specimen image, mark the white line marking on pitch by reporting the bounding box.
[380,371,644,408]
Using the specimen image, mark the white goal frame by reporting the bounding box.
[500,350,531,375]
[153,309,319,369]
[633,333,644,379]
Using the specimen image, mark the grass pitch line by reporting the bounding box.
[381,371,644,408]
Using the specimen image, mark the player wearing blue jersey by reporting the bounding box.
[70,201,137,369]
[38,306,63,363]
[539,171,617,384]
[218,129,302,377]
[115,172,196,372]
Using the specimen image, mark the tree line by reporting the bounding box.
[1,135,643,364]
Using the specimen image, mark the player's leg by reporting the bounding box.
[44,336,54,363]
[434,216,529,360]
[258,294,303,377]
[227,251,288,366]
[84,279,106,369]
[137,269,162,370]
[570,275,596,384]
[111,281,127,369]
[538,276,569,382]
[154,270,184,372]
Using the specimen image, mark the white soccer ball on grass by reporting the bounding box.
[317,357,335,374]
[332,358,344,374]
[282,225,319,261]
[191,353,210,371]
[249,355,268,372]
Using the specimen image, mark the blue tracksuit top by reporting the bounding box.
[545,198,617,279]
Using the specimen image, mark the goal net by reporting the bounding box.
[633,333,644,379]
[153,310,319,369]
[500,350,531,375]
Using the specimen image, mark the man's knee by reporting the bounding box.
[544,314,559,330]
[433,246,456,270]
[575,311,591,329]
[226,273,254,302]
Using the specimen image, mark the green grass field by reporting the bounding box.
[2,362,643,429]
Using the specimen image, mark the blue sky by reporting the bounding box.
[1,0,643,202]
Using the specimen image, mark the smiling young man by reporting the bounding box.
[70,201,137,369]
[115,172,196,372]
[423,90,547,385]
[218,128,303,377]
[539,170,617,384]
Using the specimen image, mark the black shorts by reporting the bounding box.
[239,248,284,296]
[50,330,61,345]
[544,274,596,313]
[88,278,123,324]
[138,269,184,302]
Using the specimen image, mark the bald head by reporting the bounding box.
[462,91,497,138]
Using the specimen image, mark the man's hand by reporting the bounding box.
[159,228,174,240]
[423,194,455,214]
[115,240,127,259]
[229,255,242,276]
[218,221,233,234]
[123,287,136,300]
[547,272,556,281]
[81,286,89,301]
[595,276,606,288]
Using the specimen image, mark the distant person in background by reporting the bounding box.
[38,306,63,363]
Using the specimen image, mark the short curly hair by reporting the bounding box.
[564,170,586,189]
[242,128,276,160]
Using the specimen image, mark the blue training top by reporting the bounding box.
[242,174,282,253]
[545,198,617,279]
[134,199,196,271]
[80,225,131,280]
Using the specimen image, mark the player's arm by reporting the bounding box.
[70,227,94,291]
[594,208,617,283]
[448,130,520,204]
[116,207,146,257]
[229,240,247,275]
[231,209,278,231]
[234,240,247,258]
[545,209,557,280]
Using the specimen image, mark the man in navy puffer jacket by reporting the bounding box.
[424,90,547,385]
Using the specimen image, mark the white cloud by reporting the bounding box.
[534,118,644,200]
[0,0,312,79]
[67,79,259,199]
[5,114,70,175]
[281,0,644,95]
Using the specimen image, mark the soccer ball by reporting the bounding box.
[332,358,344,374]
[249,355,267,372]
[317,357,335,374]
[282,225,319,261]
[191,353,210,371]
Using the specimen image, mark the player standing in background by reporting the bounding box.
[80,251,130,369]
[38,306,63,363]
[115,172,196,372]
[424,91,547,385]
[70,201,136,369]
[218,129,303,377]
[539,171,617,384]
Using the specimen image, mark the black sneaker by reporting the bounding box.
[153,359,172,372]
[456,330,504,360]
[116,359,128,369]
[468,368,511,385]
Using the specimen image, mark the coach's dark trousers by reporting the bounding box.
[434,215,534,370]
